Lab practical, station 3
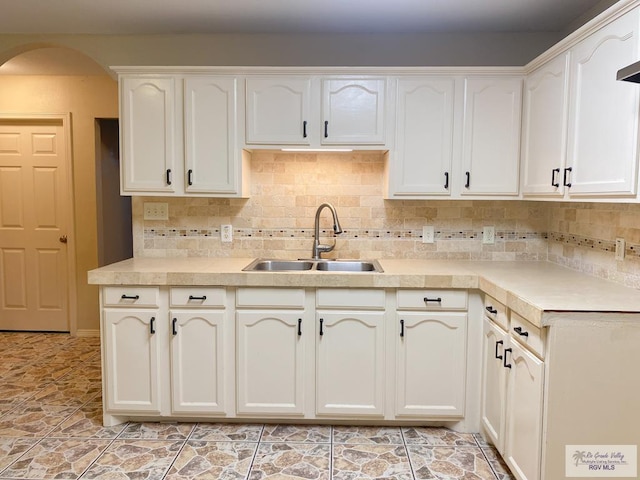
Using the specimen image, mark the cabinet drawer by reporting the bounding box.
[236,288,305,308]
[316,289,385,310]
[510,312,545,359]
[484,295,508,330]
[103,286,159,307]
[170,287,225,308]
[397,290,467,311]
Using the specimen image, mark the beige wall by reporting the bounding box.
[0,74,119,332]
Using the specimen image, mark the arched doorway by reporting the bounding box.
[0,46,123,334]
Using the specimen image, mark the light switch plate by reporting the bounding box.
[615,238,625,260]
[482,226,495,245]
[143,202,169,221]
[422,226,435,244]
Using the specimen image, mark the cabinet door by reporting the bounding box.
[504,340,544,480]
[522,53,570,196]
[236,310,306,415]
[396,312,467,417]
[481,318,509,453]
[321,78,386,145]
[245,77,312,145]
[316,311,385,416]
[103,309,162,413]
[184,76,239,194]
[567,8,640,196]
[170,310,228,415]
[391,78,455,196]
[120,76,176,193]
[462,77,522,195]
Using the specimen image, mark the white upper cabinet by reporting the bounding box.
[245,76,387,147]
[461,77,522,196]
[245,77,313,145]
[566,7,640,197]
[118,72,248,197]
[321,78,386,145]
[121,76,176,194]
[184,76,240,194]
[389,77,455,196]
[522,53,570,197]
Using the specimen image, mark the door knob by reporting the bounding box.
[59,235,68,244]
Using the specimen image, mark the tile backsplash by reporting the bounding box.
[132,151,640,289]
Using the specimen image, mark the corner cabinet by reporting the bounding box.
[117,71,249,197]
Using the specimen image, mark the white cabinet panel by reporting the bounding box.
[245,77,312,145]
[481,317,509,453]
[184,76,239,194]
[462,77,522,195]
[522,53,570,196]
[396,312,467,417]
[504,340,544,480]
[236,310,306,415]
[567,8,640,196]
[321,78,386,145]
[103,309,162,413]
[316,311,385,416]
[120,76,176,193]
[170,310,228,415]
[391,78,455,196]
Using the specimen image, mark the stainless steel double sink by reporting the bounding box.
[242,258,384,273]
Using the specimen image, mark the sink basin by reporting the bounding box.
[315,260,382,272]
[242,259,314,271]
[242,258,383,273]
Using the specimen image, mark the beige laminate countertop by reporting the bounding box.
[88,258,640,327]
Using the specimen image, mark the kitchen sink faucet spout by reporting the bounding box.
[312,203,343,259]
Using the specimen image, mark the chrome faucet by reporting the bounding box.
[312,203,343,259]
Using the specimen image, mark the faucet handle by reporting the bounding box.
[317,241,335,254]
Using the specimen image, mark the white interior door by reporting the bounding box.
[0,120,70,331]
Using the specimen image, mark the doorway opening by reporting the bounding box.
[95,119,132,267]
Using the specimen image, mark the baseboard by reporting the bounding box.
[75,329,100,338]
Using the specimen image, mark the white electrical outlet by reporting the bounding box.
[482,226,495,245]
[422,226,435,244]
[221,225,233,243]
[615,238,626,260]
[143,202,169,220]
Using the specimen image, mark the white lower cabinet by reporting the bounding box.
[103,309,162,414]
[316,311,386,416]
[396,312,467,417]
[169,310,227,415]
[236,310,307,415]
[480,317,508,451]
[503,339,544,480]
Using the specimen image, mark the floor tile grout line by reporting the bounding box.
[400,426,419,480]
[159,435,192,480]
[245,424,265,480]
[76,434,122,479]
[0,436,49,477]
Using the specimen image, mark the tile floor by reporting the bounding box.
[0,332,514,480]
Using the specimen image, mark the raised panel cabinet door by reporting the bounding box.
[170,310,228,415]
[120,76,176,193]
[321,78,386,145]
[236,310,306,415]
[103,309,162,413]
[245,77,312,145]
[480,318,509,453]
[316,311,385,416]
[522,53,570,196]
[391,78,455,196]
[462,77,522,195]
[567,8,640,196]
[504,340,544,480]
[184,76,239,194]
[396,312,467,417]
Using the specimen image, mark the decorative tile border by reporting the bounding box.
[548,232,640,258]
[144,227,548,242]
